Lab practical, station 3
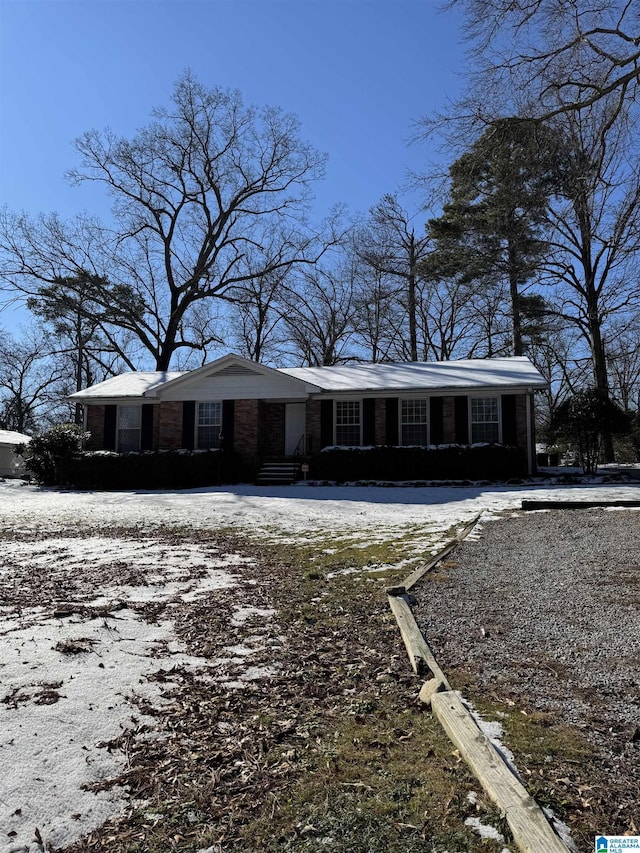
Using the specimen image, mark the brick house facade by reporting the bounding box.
[71,354,546,477]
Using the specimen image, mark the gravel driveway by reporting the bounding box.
[412,507,640,842]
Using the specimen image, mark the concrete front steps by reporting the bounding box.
[255,460,302,485]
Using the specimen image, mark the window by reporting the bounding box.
[401,399,428,446]
[335,400,361,446]
[471,397,499,443]
[197,401,222,449]
[118,405,141,452]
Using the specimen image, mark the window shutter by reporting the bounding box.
[104,405,117,451]
[385,398,398,445]
[454,397,469,444]
[362,399,376,445]
[320,400,334,448]
[429,397,444,445]
[501,395,517,445]
[182,401,196,449]
[222,400,235,450]
[141,404,154,450]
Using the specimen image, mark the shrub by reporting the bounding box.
[550,389,631,474]
[58,449,248,490]
[310,444,527,482]
[21,424,88,485]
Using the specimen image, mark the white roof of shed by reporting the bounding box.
[280,357,547,392]
[0,430,32,445]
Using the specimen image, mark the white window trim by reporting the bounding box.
[469,394,502,444]
[334,398,363,447]
[195,400,223,450]
[398,397,430,447]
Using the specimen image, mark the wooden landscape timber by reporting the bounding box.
[431,691,570,853]
[387,594,451,689]
[522,498,640,510]
[386,511,484,596]
[387,514,571,853]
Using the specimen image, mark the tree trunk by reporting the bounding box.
[408,232,418,361]
[508,239,523,356]
[587,295,615,462]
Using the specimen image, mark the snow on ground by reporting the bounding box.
[2,476,640,546]
[1,475,639,851]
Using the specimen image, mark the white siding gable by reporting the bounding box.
[158,366,311,401]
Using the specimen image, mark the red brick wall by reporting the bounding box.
[306,399,321,456]
[158,402,184,449]
[234,399,259,458]
[86,405,105,450]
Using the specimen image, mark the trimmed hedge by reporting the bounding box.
[58,449,249,490]
[310,444,528,482]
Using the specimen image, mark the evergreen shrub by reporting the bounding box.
[310,444,527,482]
[58,449,247,489]
[21,423,88,485]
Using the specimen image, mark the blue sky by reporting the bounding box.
[0,0,467,331]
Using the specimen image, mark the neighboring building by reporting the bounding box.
[69,353,547,476]
[0,430,31,477]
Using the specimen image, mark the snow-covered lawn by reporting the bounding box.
[1,476,638,851]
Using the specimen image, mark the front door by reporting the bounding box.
[285,403,306,456]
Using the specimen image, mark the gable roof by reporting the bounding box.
[145,352,320,396]
[280,357,547,392]
[69,355,547,402]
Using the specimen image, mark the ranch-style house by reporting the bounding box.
[69,353,547,479]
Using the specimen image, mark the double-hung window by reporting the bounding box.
[197,401,222,449]
[401,399,428,446]
[335,400,361,446]
[470,397,500,443]
[118,405,141,452]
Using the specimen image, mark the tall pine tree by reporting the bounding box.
[427,119,558,355]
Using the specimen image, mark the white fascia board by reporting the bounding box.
[308,384,546,399]
[76,397,162,406]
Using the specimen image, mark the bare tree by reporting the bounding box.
[228,268,287,364]
[279,260,357,367]
[542,102,640,400]
[607,322,640,413]
[1,73,331,370]
[351,267,403,363]
[450,0,640,118]
[414,276,489,361]
[0,328,67,433]
[357,195,432,361]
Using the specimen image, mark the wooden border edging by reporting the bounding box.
[387,594,451,689]
[431,691,570,853]
[387,511,484,596]
[522,499,640,510]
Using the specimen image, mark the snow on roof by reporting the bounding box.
[0,429,32,445]
[70,357,547,401]
[69,371,184,400]
[279,357,547,392]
